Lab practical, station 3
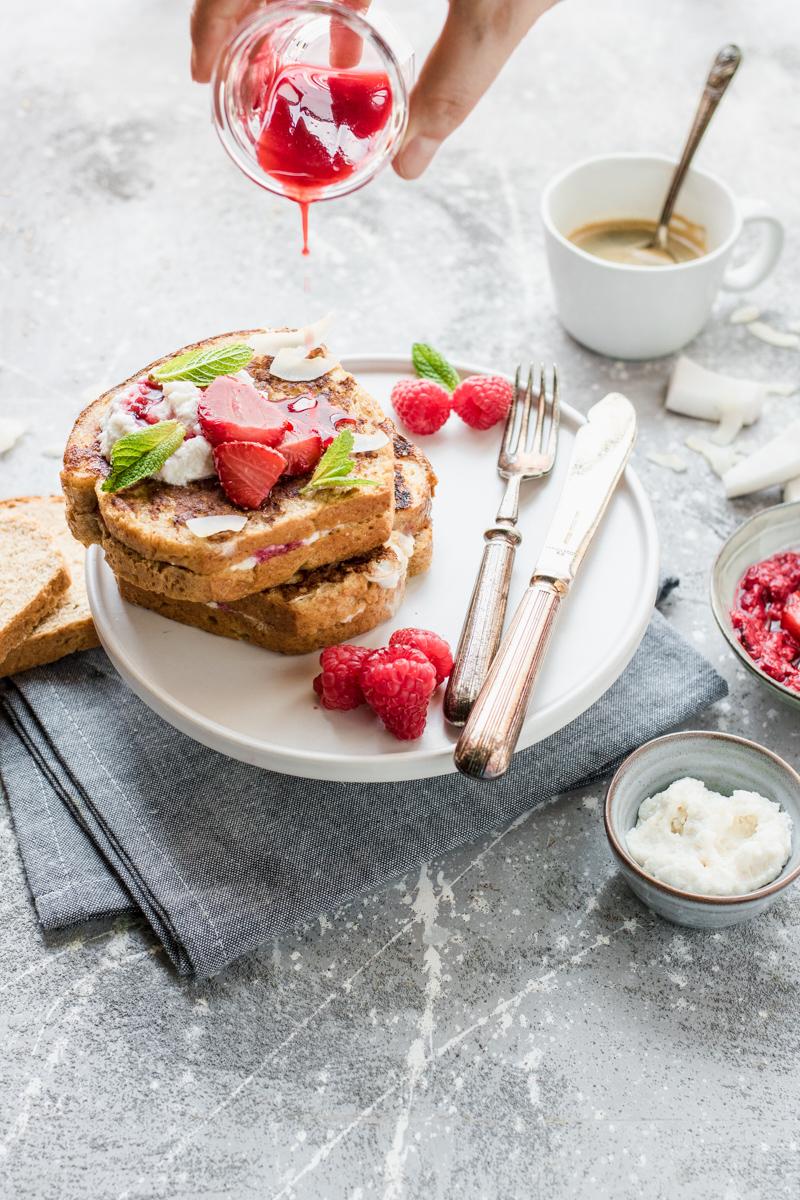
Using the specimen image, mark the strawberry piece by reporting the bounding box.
[213,441,286,509]
[198,377,288,448]
[278,428,323,476]
[780,592,800,644]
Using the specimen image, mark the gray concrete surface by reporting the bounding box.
[2,0,800,1196]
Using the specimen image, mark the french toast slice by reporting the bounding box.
[62,331,396,576]
[94,434,436,603]
[118,523,432,656]
[0,497,99,677]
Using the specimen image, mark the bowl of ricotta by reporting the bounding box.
[605,731,800,928]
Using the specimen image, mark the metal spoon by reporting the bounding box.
[645,44,742,261]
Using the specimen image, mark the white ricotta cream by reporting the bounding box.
[99,378,215,485]
[626,776,792,896]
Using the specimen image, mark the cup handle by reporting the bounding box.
[721,198,784,292]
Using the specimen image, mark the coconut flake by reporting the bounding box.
[268,345,339,382]
[186,514,248,538]
[646,452,687,473]
[0,418,25,454]
[352,430,390,453]
[666,356,771,444]
[768,381,799,397]
[685,435,742,478]
[747,321,800,349]
[248,314,334,357]
[730,304,761,325]
[723,420,800,498]
[783,476,800,504]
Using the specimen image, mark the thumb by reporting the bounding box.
[394,0,554,180]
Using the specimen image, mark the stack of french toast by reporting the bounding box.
[61,331,436,655]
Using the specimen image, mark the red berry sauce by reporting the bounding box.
[254,63,392,254]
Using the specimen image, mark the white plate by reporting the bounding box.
[86,355,659,782]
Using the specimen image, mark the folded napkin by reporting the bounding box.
[0,604,726,979]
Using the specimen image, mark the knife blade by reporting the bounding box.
[454,393,637,781]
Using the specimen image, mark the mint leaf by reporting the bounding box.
[412,343,460,393]
[102,421,185,493]
[299,430,377,495]
[152,342,254,387]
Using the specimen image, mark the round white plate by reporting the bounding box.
[86,355,659,782]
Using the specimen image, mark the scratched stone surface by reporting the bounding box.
[2,0,800,1197]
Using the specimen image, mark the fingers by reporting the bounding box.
[330,0,372,70]
[394,0,555,180]
[190,0,259,82]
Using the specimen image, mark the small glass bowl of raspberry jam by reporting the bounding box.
[711,500,800,709]
[212,1,412,250]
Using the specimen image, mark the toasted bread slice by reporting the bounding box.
[0,497,99,678]
[0,516,70,662]
[62,332,396,575]
[95,438,436,603]
[118,523,432,655]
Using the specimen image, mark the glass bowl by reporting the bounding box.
[211,1,412,210]
[710,500,800,710]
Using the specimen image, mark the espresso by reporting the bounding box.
[568,217,706,266]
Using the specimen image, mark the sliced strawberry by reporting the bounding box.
[780,592,800,643]
[213,441,286,509]
[198,377,288,448]
[278,428,323,476]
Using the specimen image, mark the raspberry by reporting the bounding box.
[389,628,453,686]
[360,645,437,740]
[198,377,288,447]
[452,375,513,430]
[313,644,371,710]
[213,441,287,508]
[391,379,451,436]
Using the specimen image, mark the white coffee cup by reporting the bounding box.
[541,153,784,360]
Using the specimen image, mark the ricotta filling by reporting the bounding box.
[99,377,215,485]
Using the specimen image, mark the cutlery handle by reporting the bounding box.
[444,527,521,726]
[454,578,564,780]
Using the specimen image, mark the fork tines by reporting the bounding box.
[500,364,560,474]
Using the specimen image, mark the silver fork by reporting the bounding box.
[443,364,560,726]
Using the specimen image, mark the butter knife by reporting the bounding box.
[454,393,637,781]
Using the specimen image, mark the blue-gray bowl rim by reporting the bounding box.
[604,730,800,905]
[710,501,800,706]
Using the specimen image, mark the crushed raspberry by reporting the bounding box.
[313,645,371,710]
[389,628,453,686]
[125,381,163,423]
[360,645,437,740]
[390,379,451,436]
[731,551,800,692]
[452,375,513,430]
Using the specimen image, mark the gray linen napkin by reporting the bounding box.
[0,608,726,979]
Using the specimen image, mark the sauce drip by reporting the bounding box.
[255,63,392,254]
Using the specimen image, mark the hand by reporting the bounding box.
[189,0,556,179]
[395,0,557,179]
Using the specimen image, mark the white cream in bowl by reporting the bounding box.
[626,776,792,896]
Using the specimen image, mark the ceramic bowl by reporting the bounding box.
[710,500,800,710]
[605,731,800,929]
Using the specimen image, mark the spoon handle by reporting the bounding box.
[656,44,742,234]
